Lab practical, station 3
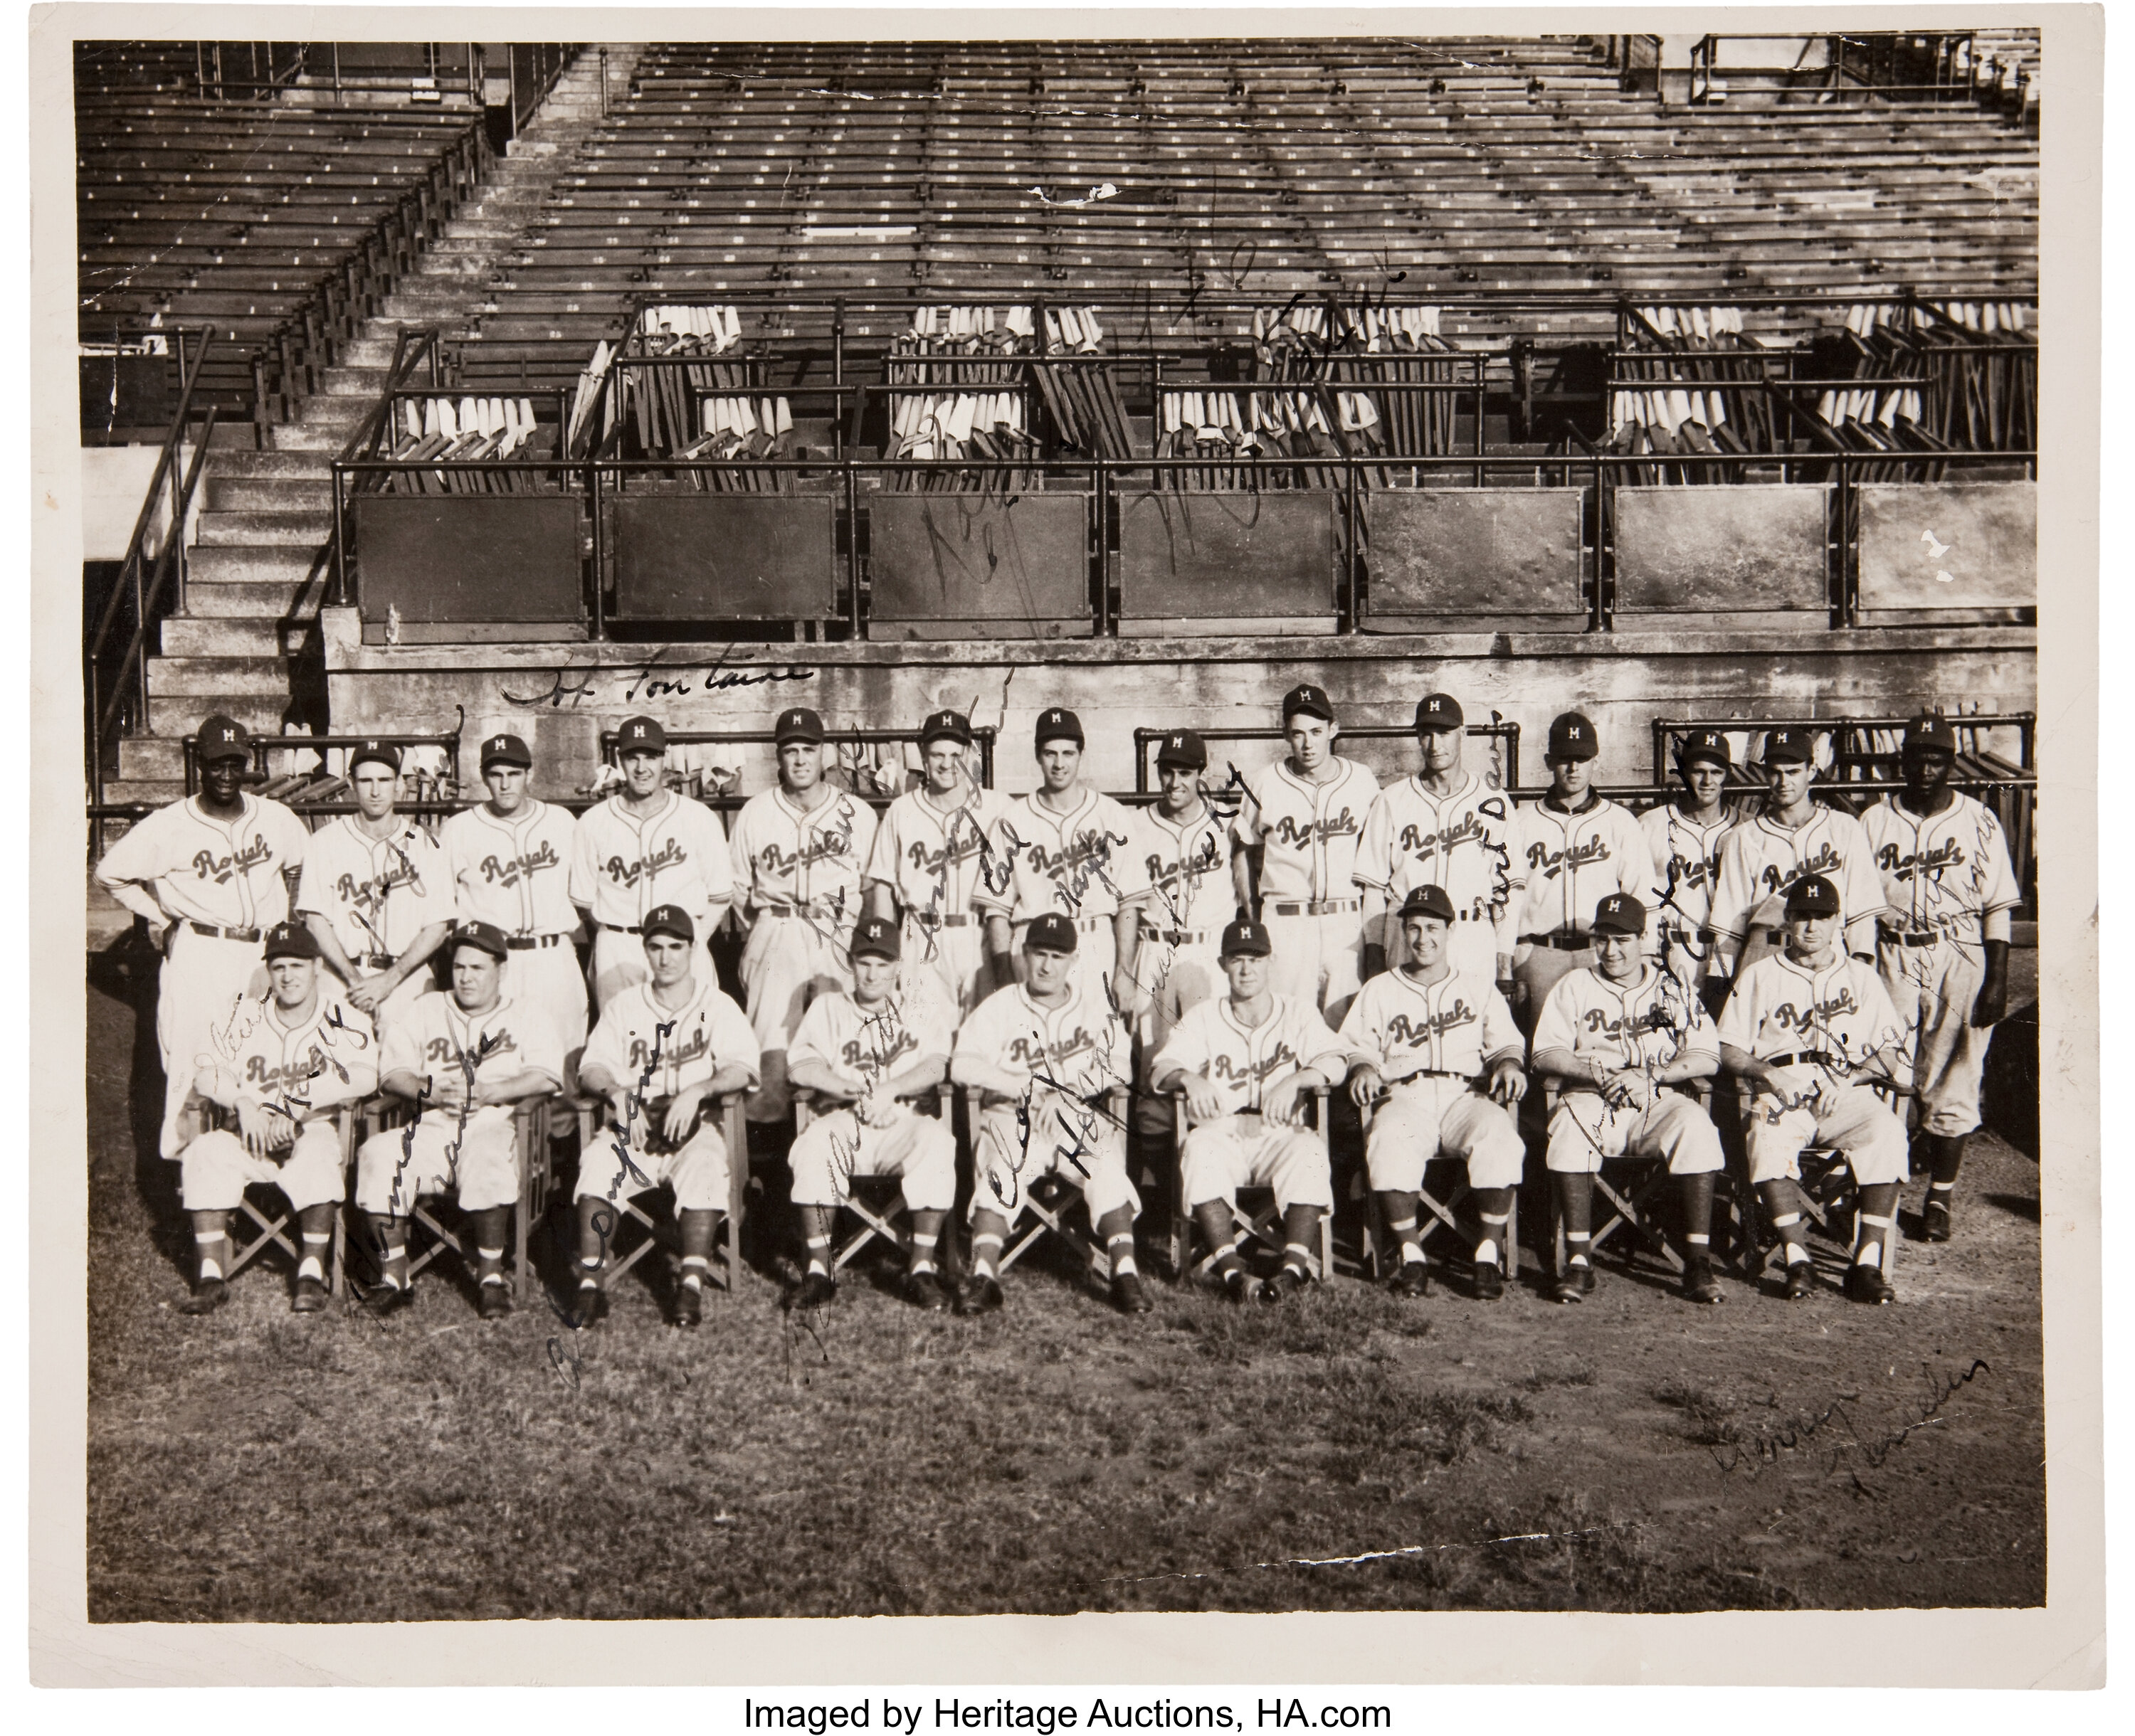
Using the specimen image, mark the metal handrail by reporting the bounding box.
[328,327,444,605]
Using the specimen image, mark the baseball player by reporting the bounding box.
[1230,684,1379,1026]
[352,921,565,1320]
[1151,919,1351,1304]
[296,739,456,1036]
[1708,726,1885,978]
[864,707,1008,1019]
[951,912,1146,1316]
[976,707,1148,1015]
[1718,875,1915,1304]
[569,714,732,1011]
[1339,885,1529,1300]
[1529,893,1726,1307]
[172,921,377,1315]
[1509,711,1654,1025]
[441,732,589,1051]
[1860,714,2020,1243]
[785,916,959,1313]
[728,706,880,1123]
[1356,692,1521,985]
[1640,727,1744,1017]
[94,713,310,1160]
[571,905,759,1329]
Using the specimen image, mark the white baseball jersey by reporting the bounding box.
[570,790,733,931]
[1640,801,1740,938]
[1232,756,1379,903]
[789,987,955,1091]
[381,990,564,1099]
[1511,795,1653,937]
[296,816,457,962]
[1339,966,1524,1081]
[581,975,760,1101]
[1709,805,1886,941]
[1531,962,1719,1074]
[1860,793,2021,937]
[1718,951,1910,1077]
[729,785,877,936]
[441,799,581,936]
[202,990,378,1118]
[865,783,1010,921]
[976,788,1149,923]
[1354,771,1522,920]
[95,793,310,929]
[954,977,1132,1099]
[1133,803,1236,933]
[1151,993,1354,1117]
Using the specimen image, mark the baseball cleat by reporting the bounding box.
[905,1269,952,1313]
[566,1285,608,1330]
[477,1282,513,1322]
[789,1271,838,1311]
[1472,1259,1505,1301]
[1845,1263,1894,1306]
[1111,1271,1154,1315]
[1549,1265,1592,1304]
[1390,1259,1431,1298]
[1257,1266,1307,1306]
[1681,1253,1723,1305]
[1783,1259,1816,1301]
[1923,1197,1952,1242]
[673,1284,703,1328]
[178,1278,229,1316]
[364,1280,414,1319]
[1221,1266,1252,1305]
[291,1276,329,1314]
[956,1274,1005,1316]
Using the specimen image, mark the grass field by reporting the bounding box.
[85,939,2045,1621]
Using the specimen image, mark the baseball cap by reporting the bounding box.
[1546,712,1598,762]
[1035,708,1084,750]
[616,716,667,755]
[1023,912,1079,954]
[1155,729,1208,771]
[1761,726,1815,766]
[1415,693,1464,731]
[196,714,250,764]
[920,708,973,748]
[850,916,900,963]
[1219,919,1273,958]
[643,904,695,945]
[349,739,401,776]
[1282,683,1335,724]
[1677,729,1731,771]
[480,732,533,771]
[1783,875,1841,919]
[1398,884,1457,925]
[775,707,826,746]
[1591,892,1647,936]
[451,920,511,960]
[263,920,319,963]
[1904,714,1959,757]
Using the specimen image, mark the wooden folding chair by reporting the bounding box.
[961,1083,1131,1283]
[1539,1079,1746,1281]
[1164,1086,1335,1284]
[1356,1093,1524,1279]
[363,1094,555,1302]
[1726,1080,1909,1280]
[791,1086,951,1271]
[202,1101,358,1295]
[569,1091,749,1297]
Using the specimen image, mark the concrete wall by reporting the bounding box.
[78,443,200,563]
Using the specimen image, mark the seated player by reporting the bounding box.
[1718,874,1915,1304]
[572,906,760,1329]
[1150,920,1351,1305]
[785,917,959,1313]
[175,921,377,1316]
[951,912,1146,1317]
[1528,893,1726,1306]
[353,921,564,1320]
[1339,886,1528,1300]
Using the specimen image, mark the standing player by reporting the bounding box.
[1719,876,1915,1303]
[1356,692,1521,986]
[1341,886,1529,1299]
[441,732,588,1051]
[569,714,732,1011]
[864,707,1007,1019]
[1860,714,2020,1242]
[1231,684,1379,1026]
[95,714,310,1160]
[1640,728,1743,1017]
[297,740,456,1036]
[1151,919,1352,1303]
[727,707,880,1123]
[1707,726,1884,979]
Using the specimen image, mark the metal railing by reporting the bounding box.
[1689,33,1979,105]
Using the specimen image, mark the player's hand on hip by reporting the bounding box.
[1348,1063,1384,1109]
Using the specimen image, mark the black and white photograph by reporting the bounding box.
[31,0,2104,1688]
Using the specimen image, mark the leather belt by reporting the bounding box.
[1764,1052,1840,1069]
[907,911,976,928]
[507,933,571,951]
[1520,931,1593,951]
[1143,925,1218,946]
[1880,927,1942,947]
[1016,913,1109,932]
[757,903,844,921]
[1393,1069,1477,1084]
[188,922,262,942]
[601,922,644,935]
[1268,899,1361,916]
[357,952,396,971]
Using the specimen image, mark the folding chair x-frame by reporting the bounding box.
[792,1087,952,1271]
[1727,1080,1909,1280]
[204,1101,359,1294]
[962,1083,1130,1284]
[1357,1094,1524,1279]
[1540,1080,1741,1281]
[1164,1086,1336,1284]
[569,1091,749,1297]
[363,1094,555,1302]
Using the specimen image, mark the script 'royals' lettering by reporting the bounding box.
[760,830,855,876]
[1528,836,1611,878]
[335,859,421,908]
[1875,839,1968,879]
[843,1027,919,1072]
[1008,1027,1096,1069]
[603,837,687,886]
[1399,812,1490,858]
[427,1031,520,1064]
[193,836,275,884]
[1773,990,1862,1030]
[1760,840,1845,894]
[629,1024,710,1071]
[1386,1003,1477,1045]
[1212,1043,1300,1084]
[1273,809,1359,847]
[479,842,560,886]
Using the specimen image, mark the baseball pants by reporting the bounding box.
[501,941,589,1051]
[355,1108,521,1215]
[1743,1076,1910,1187]
[1545,1089,1724,1175]
[590,926,717,1013]
[789,1106,959,1212]
[1366,1075,1527,1193]
[1134,934,1223,1136]
[1514,939,1596,1029]
[1180,1112,1333,1213]
[901,916,989,1021]
[1386,911,1502,979]
[1880,936,1988,1138]
[1264,910,1362,1025]
[155,926,268,1158]
[179,1123,345,1213]
[739,914,855,1122]
[970,1096,1139,1224]
[574,1118,731,1214]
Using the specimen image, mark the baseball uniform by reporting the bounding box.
[441,798,588,1048]
[576,973,759,1214]
[569,790,732,1010]
[1509,793,1655,1012]
[95,790,311,1157]
[865,781,1009,1018]
[728,785,878,1121]
[1339,966,1528,1193]
[1717,951,1913,1187]
[977,788,1149,1005]
[1355,771,1522,977]
[1132,800,1238,1053]
[296,815,458,1034]
[954,975,1138,1225]
[1640,801,1741,995]
[354,990,564,1216]
[1708,805,1886,953]
[787,986,959,1214]
[1530,961,1723,1176]
[1232,756,1380,1023]
[1862,792,2022,1138]
[180,989,378,1214]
